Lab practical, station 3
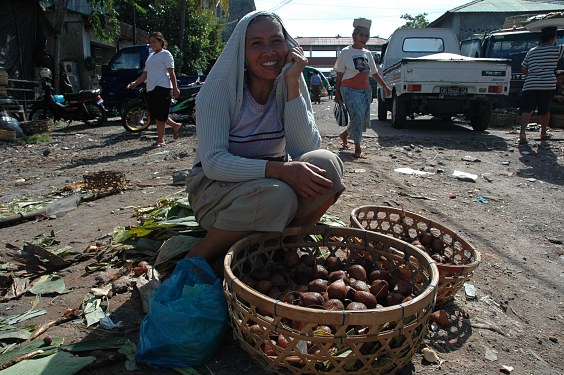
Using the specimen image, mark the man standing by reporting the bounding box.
[310,71,323,104]
[519,26,564,144]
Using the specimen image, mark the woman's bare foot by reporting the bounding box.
[340,131,350,149]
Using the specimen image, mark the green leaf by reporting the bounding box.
[0,310,47,326]
[0,350,95,375]
[63,337,133,352]
[82,294,106,327]
[29,275,69,295]
[0,337,64,366]
[0,328,31,341]
[154,235,203,266]
[173,366,202,375]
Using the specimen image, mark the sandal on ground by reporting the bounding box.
[353,152,367,159]
[153,142,166,148]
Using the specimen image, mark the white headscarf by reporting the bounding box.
[196,10,310,121]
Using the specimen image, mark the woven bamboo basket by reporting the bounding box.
[19,119,51,135]
[224,225,439,374]
[83,171,126,193]
[350,206,480,305]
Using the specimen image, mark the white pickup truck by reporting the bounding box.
[377,28,511,131]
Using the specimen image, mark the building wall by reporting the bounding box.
[433,11,562,41]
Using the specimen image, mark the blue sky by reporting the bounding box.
[253,0,471,39]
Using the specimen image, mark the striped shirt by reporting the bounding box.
[228,85,286,160]
[522,44,564,91]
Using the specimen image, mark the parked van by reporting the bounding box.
[302,66,332,99]
[99,45,202,113]
[460,28,564,107]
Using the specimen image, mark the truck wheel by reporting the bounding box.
[391,94,407,128]
[377,96,387,121]
[470,102,492,131]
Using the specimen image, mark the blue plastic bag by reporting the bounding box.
[136,257,228,368]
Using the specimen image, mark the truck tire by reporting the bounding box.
[391,94,407,128]
[470,102,492,131]
[377,96,387,121]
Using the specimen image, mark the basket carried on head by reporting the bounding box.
[350,206,481,304]
[224,225,439,374]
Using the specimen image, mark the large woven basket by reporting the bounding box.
[224,225,439,374]
[350,206,480,304]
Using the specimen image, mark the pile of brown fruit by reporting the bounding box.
[408,230,453,264]
[241,249,424,313]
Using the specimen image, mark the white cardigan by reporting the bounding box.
[192,10,321,182]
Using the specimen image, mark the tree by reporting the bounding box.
[47,0,70,92]
[400,13,429,29]
[115,0,224,73]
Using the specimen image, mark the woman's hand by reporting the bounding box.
[172,87,180,98]
[127,82,137,89]
[267,161,333,199]
[285,47,308,80]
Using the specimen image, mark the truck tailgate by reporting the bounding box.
[403,59,510,85]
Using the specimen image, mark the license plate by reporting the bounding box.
[440,87,467,96]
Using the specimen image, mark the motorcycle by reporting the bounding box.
[121,83,202,132]
[28,68,107,127]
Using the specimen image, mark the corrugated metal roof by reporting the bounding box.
[295,37,387,46]
[450,0,564,13]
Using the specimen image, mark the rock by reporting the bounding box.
[485,348,498,361]
[112,276,132,294]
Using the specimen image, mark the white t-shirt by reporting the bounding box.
[334,46,378,81]
[144,50,174,91]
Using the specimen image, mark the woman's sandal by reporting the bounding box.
[518,138,528,145]
[153,142,166,148]
[353,152,367,159]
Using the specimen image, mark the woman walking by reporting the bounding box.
[127,32,182,147]
[333,18,391,158]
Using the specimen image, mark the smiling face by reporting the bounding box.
[245,16,289,86]
[149,36,163,52]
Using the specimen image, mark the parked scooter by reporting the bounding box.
[28,68,107,126]
[121,82,202,132]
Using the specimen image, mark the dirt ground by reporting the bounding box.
[0,100,562,375]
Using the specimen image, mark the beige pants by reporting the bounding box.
[186,149,345,232]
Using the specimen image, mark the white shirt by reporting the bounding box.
[144,50,174,91]
[334,46,378,81]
